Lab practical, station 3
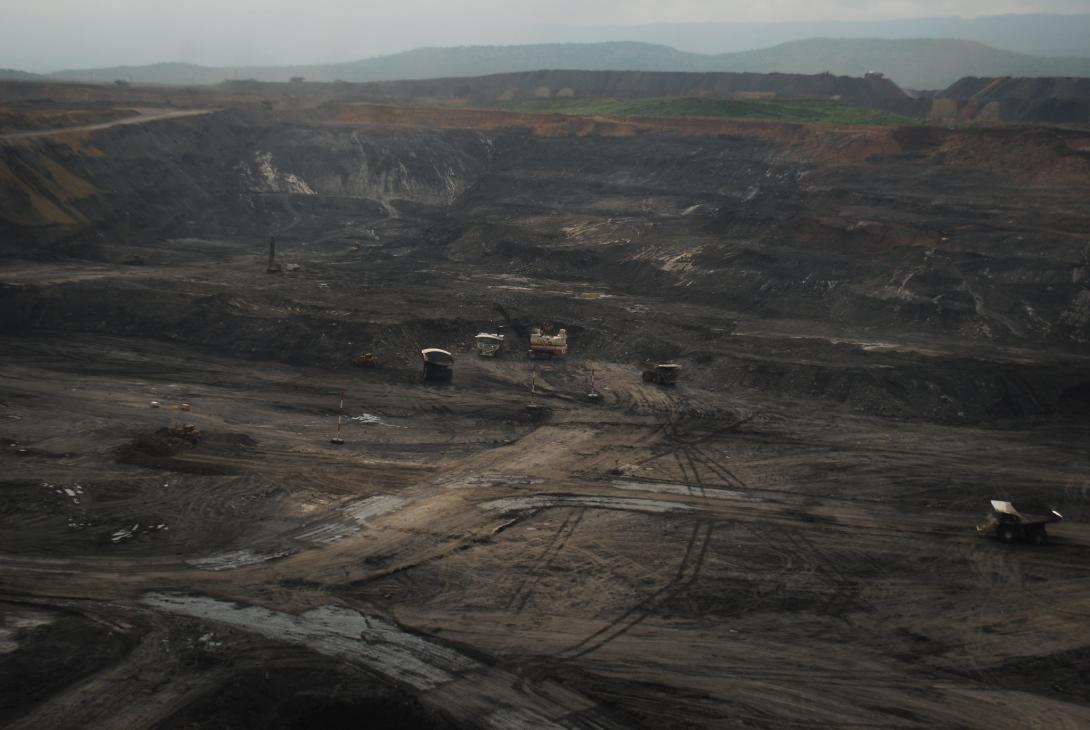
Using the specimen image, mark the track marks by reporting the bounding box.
[507,508,586,614]
[558,519,714,660]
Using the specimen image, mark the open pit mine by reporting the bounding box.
[1,72,1089,729]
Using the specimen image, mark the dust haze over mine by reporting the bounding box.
[1,5,1090,729]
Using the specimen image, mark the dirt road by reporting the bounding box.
[0,107,214,142]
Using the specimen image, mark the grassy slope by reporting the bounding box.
[507,96,914,126]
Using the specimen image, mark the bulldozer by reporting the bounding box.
[165,423,203,444]
[351,352,379,368]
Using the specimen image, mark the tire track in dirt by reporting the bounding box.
[689,444,748,490]
[507,507,586,614]
[556,516,714,661]
[634,411,755,467]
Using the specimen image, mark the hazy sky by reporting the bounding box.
[3,0,1086,71]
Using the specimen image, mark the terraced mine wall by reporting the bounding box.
[282,68,909,106]
[934,76,1090,124]
[220,70,1090,124]
[2,107,1089,422]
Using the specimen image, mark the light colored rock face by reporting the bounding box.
[0,609,55,654]
[243,151,317,195]
[253,127,493,207]
[1061,289,1090,342]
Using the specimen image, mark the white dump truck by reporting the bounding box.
[475,332,504,357]
[529,327,567,359]
[421,348,454,382]
[977,499,1063,545]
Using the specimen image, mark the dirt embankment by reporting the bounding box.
[932,76,1090,125]
[0,106,133,134]
[0,109,492,254]
[288,68,909,106]
[331,103,905,163]
[331,102,1090,179]
[2,106,1089,372]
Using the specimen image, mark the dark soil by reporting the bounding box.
[1,86,1088,730]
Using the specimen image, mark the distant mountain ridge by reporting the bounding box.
[573,14,1090,58]
[12,38,1090,91]
[0,68,46,81]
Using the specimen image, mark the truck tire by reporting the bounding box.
[997,524,1019,543]
[1028,527,1048,546]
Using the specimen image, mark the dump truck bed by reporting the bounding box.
[988,499,1063,526]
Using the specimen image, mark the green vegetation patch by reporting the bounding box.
[507,97,914,126]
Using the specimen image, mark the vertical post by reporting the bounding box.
[267,236,277,271]
[338,390,344,436]
[331,389,345,444]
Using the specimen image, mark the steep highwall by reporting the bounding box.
[2,106,1088,356]
[330,103,1090,183]
[0,110,494,257]
[932,76,1090,124]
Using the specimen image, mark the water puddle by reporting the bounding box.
[611,479,761,502]
[481,495,692,514]
[441,473,544,490]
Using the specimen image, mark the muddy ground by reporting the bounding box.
[1,95,1090,729]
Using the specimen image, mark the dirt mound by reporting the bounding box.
[933,76,1090,124]
[117,428,256,474]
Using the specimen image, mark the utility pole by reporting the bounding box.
[331,389,345,445]
[267,235,281,273]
